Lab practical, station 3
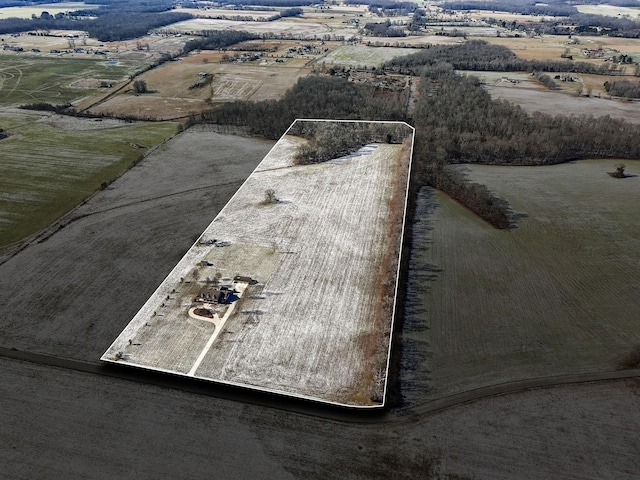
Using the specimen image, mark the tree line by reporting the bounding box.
[199,75,409,139]
[363,19,406,37]
[289,120,410,164]
[442,0,577,16]
[213,0,315,5]
[384,40,624,75]
[604,79,640,98]
[346,0,418,16]
[196,57,640,227]
[182,30,259,55]
[0,0,192,41]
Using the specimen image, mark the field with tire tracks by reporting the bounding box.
[404,159,640,401]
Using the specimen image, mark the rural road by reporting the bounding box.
[2,345,638,423]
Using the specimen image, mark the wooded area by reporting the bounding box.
[200,39,640,227]
[384,41,624,76]
[289,120,408,164]
[0,0,192,41]
[182,30,260,55]
[604,79,640,98]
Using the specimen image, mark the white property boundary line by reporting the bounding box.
[102,119,415,409]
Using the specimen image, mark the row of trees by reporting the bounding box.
[604,79,640,98]
[211,0,315,5]
[198,59,640,226]
[412,64,640,166]
[288,121,410,164]
[443,0,577,16]
[348,0,418,16]
[0,0,192,41]
[363,20,406,37]
[384,40,625,75]
[199,75,408,139]
[182,30,259,54]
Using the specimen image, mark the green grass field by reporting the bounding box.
[0,56,139,106]
[405,159,640,400]
[0,110,179,252]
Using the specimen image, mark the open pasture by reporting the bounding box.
[320,44,420,67]
[88,60,308,119]
[103,120,414,407]
[467,11,560,23]
[175,6,281,21]
[0,109,178,252]
[0,2,97,20]
[481,35,589,62]
[576,4,640,18]
[406,159,640,399]
[485,83,640,122]
[482,34,640,66]
[0,55,137,107]
[161,18,332,38]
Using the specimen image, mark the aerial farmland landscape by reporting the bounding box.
[1,0,640,478]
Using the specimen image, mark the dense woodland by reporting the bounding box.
[363,20,406,37]
[384,40,624,75]
[0,0,192,41]
[182,30,259,54]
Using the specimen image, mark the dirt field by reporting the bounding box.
[0,127,275,360]
[1,356,639,479]
[405,160,640,400]
[103,121,414,406]
[0,123,638,477]
[88,59,309,119]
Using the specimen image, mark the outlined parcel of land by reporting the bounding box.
[102,119,414,407]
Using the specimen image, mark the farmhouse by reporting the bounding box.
[194,286,236,304]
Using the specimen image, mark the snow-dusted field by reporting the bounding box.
[102,120,414,407]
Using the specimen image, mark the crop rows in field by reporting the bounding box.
[406,160,640,400]
[103,120,413,407]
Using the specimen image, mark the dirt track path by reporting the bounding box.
[2,344,638,424]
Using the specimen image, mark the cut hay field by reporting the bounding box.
[0,2,97,19]
[165,18,338,39]
[482,35,640,66]
[0,55,137,107]
[103,120,414,407]
[575,4,640,18]
[485,84,640,122]
[0,109,179,253]
[320,44,418,67]
[88,60,308,119]
[404,159,640,401]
